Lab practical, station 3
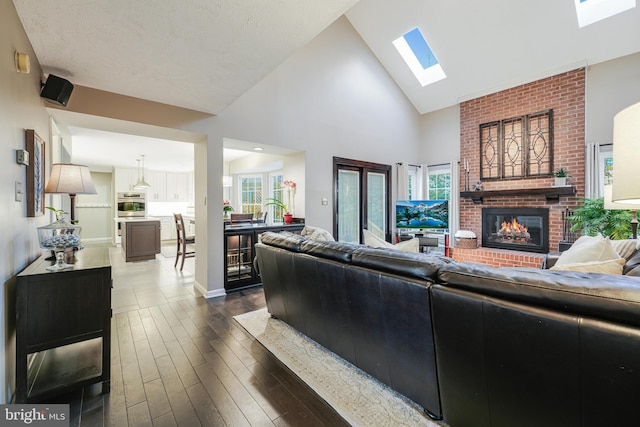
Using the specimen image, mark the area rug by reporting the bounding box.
[234,308,447,427]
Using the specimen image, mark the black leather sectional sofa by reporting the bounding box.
[255,231,640,427]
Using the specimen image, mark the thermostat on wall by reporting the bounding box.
[16,149,29,166]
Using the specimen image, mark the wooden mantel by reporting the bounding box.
[460,186,577,204]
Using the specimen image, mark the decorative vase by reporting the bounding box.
[554,177,568,187]
[37,219,82,271]
[283,213,293,224]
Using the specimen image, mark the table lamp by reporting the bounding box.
[612,101,640,206]
[44,163,97,221]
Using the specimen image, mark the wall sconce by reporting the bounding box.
[223,176,233,187]
[15,52,30,74]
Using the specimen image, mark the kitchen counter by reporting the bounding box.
[121,220,161,262]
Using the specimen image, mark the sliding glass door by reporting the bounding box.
[334,157,391,244]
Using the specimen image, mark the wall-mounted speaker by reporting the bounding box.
[40,74,74,107]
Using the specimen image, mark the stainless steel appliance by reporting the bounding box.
[117,192,146,218]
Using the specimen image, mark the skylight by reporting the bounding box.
[393,27,446,87]
[574,0,636,27]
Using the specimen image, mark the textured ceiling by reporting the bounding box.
[13,0,358,114]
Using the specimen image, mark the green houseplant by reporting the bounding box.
[264,197,293,224]
[567,197,633,239]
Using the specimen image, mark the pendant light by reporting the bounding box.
[133,155,150,190]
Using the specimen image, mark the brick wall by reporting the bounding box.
[457,68,585,266]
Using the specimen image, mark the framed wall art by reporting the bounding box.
[26,129,45,217]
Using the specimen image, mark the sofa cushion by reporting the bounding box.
[351,246,451,281]
[299,239,359,263]
[258,231,307,252]
[438,262,640,327]
[301,225,336,242]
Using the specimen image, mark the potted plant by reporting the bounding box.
[567,197,633,239]
[223,200,233,219]
[554,168,570,187]
[264,197,293,224]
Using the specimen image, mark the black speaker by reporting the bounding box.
[40,74,74,107]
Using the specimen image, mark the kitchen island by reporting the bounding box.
[224,222,304,292]
[121,219,161,262]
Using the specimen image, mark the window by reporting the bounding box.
[428,165,451,200]
[268,173,284,222]
[574,0,636,28]
[393,27,446,87]
[239,175,262,216]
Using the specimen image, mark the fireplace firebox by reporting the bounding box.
[482,208,549,253]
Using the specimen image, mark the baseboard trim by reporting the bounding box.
[194,280,226,298]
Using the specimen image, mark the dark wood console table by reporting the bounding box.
[224,223,304,292]
[15,246,112,403]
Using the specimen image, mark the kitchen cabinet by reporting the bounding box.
[146,171,192,202]
[114,167,139,192]
[121,220,161,262]
[157,217,176,241]
[166,172,191,202]
[15,247,111,403]
[146,171,166,201]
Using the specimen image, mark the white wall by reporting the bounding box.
[218,16,423,233]
[0,1,54,403]
[76,172,112,241]
[419,104,461,165]
[586,52,640,144]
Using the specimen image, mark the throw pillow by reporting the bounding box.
[301,225,336,242]
[362,229,420,253]
[610,239,640,260]
[554,235,621,266]
[551,258,625,275]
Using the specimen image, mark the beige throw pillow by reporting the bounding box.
[554,235,620,266]
[363,229,420,253]
[551,258,625,275]
[551,235,624,274]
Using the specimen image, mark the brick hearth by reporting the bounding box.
[451,247,545,268]
[458,68,585,267]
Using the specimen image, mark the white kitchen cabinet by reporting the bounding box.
[146,171,166,201]
[158,217,174,241]
[165,172,191,202]
[186,219,195,236]
[114,168,139,192]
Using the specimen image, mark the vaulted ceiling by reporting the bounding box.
[11,0,640,171]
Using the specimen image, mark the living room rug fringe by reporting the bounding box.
[234,308,446,427]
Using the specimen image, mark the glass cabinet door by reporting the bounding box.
[225,232,254,284]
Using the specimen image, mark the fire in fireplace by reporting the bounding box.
[482,208,549,253]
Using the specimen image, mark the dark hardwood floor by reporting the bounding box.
[47,244,349,427]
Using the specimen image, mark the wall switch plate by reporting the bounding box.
[16,149,29,166]
[321,198,328,205]
[15,181,23,202]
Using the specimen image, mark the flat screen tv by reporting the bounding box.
[396,200,449,230]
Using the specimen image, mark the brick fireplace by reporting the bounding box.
[453,68,585,268]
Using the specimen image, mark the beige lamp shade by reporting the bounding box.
[612,101,640,204]
[45,163,97,195]
[604,185,639,210]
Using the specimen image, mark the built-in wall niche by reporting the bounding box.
[480,110,553,181]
